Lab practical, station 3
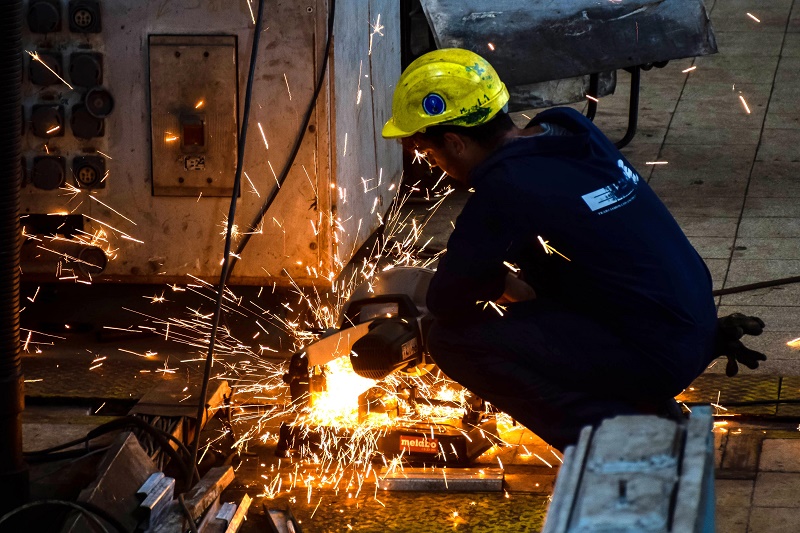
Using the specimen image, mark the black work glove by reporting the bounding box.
[715,313,767,377]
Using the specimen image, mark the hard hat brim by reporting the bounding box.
[381,117,415,139]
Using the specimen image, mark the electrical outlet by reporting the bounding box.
[27,0,61,34]
[68,0,101,33]
[72,155,106,188]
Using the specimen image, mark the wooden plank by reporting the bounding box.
[672,406,715,533]
[542,425,593,533]
[332,0,402,268]
[184,466,236,521]
[225,494,252,533]
[572,417,682,531]
[543,411,716,533]
[130,380,230,425]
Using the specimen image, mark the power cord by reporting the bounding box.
[228,0,337,273]
[189,0,337,484]
[0,499,128,533]
[188,0,267,479]
[23,415,198,488]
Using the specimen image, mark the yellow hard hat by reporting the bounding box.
[382,48,510,139]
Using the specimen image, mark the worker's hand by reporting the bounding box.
[496,273,536,305]
[715,313,767,377]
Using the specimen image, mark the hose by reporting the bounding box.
[0,0,29,514]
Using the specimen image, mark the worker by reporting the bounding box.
[382,48,766,451]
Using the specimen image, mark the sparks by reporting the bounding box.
[739,95,751,114]
[585,94,599,103]
[45,125,60,134]
[787,337,800,348]
[195,100,205,109]
[537,235,571,261]
[746,12,760,23]
[284,73,292,100]
[26,51,74,89]
[258,122,269,150]
[682,66,697,73]
[488,42,495,51]
[645,161,669,165]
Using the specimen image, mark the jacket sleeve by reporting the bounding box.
[426,182,516,321]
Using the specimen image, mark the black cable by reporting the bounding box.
[0,499,127,533]
[23,416,197,486]
[228,0,337,274]
[189,0,267,480]
[684,398,800,408]
[178,494,200,533]
[712,275,800,297]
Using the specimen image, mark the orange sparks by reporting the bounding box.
[739,95,751,114]
[26,50,74,89]
[682,66,697,73]
[487,42,495,51]
[195,100,205,109]
[787,337,800,348]
[746,12,761,23]
[645,161,669,165]
[585,94,599,103]
[164,132,179,142]
[537,235,571,261]
[46,125,60,134]
[258,122,269,150]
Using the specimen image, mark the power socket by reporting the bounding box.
[68,0,101,33]
[72,156,106,188]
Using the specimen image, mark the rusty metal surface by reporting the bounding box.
[420,0,717,86]
[22,355,191,401]
[777,377,800,417]
[677,374,780,416]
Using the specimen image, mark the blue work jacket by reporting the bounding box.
[426,107,718,384]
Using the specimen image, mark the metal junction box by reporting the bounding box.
[148,35,239,197]
[19,0,402,286]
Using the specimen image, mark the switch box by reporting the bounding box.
[148,35,238,197]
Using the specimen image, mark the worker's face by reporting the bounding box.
[403,133,471,184]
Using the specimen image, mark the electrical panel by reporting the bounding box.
[19,0,402,286]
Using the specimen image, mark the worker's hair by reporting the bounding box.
[420,111,515,148]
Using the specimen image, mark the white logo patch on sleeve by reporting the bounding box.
[581,159,641,214]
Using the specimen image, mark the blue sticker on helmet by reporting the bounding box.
[422,93,446,116]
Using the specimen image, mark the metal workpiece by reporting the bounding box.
[20,0,403,286]
[377,466,504,491]
[507,72,616,112]
[138,475,176,527]
[420,0,717,85]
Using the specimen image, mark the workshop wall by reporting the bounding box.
[19,0,402,286]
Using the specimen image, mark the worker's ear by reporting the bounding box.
[442,132,468,157]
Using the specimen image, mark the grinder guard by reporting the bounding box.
[283,267,436,403]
